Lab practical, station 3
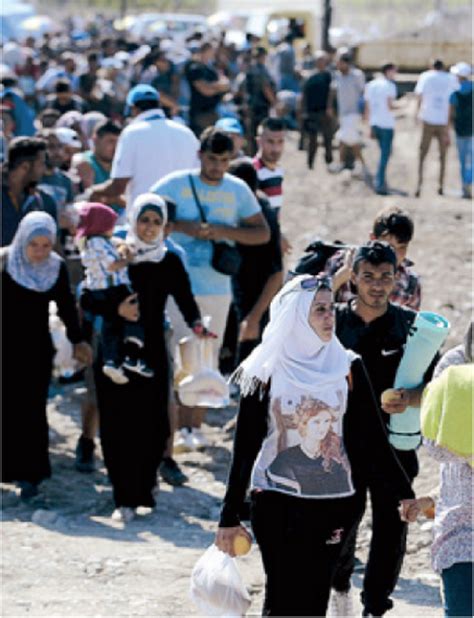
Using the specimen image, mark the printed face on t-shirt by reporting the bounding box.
[262,393,354,499]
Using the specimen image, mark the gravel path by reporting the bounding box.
[2,108,471,617]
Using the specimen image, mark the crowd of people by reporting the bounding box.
[1,14,472,618]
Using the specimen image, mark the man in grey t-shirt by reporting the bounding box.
[327,52,367,176]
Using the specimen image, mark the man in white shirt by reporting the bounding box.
[364,63,398,195]
[414,59,459,197]
[88,84,200,214]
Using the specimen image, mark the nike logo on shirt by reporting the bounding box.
[381,349,399,356]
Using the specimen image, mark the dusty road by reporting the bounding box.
[2,107,472,617]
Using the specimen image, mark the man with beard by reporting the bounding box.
[330,241,435,617]
[2,136,57,246]
[151,127,269,451]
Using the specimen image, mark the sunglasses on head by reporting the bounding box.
[300,275,332,291]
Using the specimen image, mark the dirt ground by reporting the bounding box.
[1,101,472,617]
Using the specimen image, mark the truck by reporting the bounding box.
[209,0,322,54]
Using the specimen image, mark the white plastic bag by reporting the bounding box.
[49,302,78,378]
[190,544,251,617]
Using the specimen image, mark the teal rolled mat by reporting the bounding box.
[389,311,450,450]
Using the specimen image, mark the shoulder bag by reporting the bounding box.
[188,174,242,277]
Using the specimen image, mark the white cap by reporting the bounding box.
[450,62,472,78]
[55,127,82,148]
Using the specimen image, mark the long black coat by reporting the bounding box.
[2,263,82,485]
[83,252,200,509]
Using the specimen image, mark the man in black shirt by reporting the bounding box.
[44,79,85,116]
[332,241,429,617]
[228,158,283,364]
[185,42,229,137]
[300,51,334,170]
[237,47,277,155]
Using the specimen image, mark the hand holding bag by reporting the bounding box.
[189,174,242,276]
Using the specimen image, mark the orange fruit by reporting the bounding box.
[233,534,251,556]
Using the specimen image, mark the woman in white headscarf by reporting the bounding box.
[1,212,92,500]
[81,193,204,522]
[215,275,414,616]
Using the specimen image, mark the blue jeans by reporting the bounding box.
[373,126,394,191]
[441,562,473,617]
[456,135,473,186]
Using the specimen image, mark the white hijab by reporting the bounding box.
[126,193,168,264]
[232,275,350,408]
[6,211,62,292]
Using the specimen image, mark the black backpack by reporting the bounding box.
[291,239,351,276]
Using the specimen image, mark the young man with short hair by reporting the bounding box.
[185,42,230,137]
[71,119,125,218]
[327,51,366,176]
[2,136,57,246]
[331,240,430,617]
[253,117,286,215]
[151,127,270,450]
[364,63,398,194]
[326,206,421,310]
[237,47,276,155]
[253,117,291,253]
[300,50,334,170]
[414,59,459,197]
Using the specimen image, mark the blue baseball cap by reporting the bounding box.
[215,117,244,136]
[126,84,160,107]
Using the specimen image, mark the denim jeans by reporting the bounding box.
[373,126,394,191]
[441,562,473,617]
[455,135,473,186]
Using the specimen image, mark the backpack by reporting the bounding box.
[291,239,351,276]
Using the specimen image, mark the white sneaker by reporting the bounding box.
[103,363,129,385]
[328,588,355,617]
[111,507,135,523]
[173,428,194,453]
[190,428,209,450]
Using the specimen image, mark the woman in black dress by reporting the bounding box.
[2,211,91,499]
[81,194,203,522]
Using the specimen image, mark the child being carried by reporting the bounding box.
[77,202,153,385]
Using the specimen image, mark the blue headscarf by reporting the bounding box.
[0,89,36,137]
[6,212,61,292]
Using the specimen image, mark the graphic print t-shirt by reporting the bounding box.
[251,390,355,499]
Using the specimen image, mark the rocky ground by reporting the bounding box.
[2,102,472,617]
